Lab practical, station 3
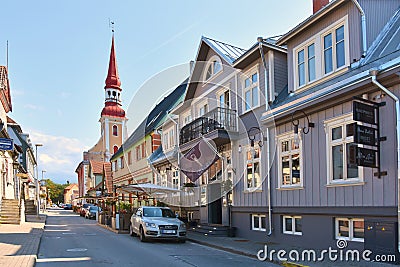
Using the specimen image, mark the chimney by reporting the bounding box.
[313,0,329,13]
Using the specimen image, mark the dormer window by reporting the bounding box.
[293,17,348,91]
[204,56,222,81]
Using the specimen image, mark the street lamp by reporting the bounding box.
[35,143,43,217]
[41,170,46,211]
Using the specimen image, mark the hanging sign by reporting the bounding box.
[356,147,377,168]
[353,101,376,125]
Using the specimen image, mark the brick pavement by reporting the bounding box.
[0,215,46,267]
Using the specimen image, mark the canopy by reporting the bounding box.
[117,183,180,196]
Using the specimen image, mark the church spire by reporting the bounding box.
[105,34,121,90]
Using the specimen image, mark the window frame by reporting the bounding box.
[251,214,266,232]
[324,114,364,185]
[277,133,303,189]
[203,55,223,82]
[283,215,303,235]
[244,145,262,191]
[112,124,118,136]
[292,16,349,91]
[295,41,316,89]
[242,67,260,113]
[335,218,364,242]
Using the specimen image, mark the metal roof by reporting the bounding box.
[202,36,247,64]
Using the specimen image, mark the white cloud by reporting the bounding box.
[28,131,90,184]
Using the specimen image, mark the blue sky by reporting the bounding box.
[2,0,312,184]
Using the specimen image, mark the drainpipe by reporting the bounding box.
[257,37,270,103]
[258,37,272,235]
[166,113,181,213]
[370,69,400,252]
[350,0,367,58]
[265,128,272,236]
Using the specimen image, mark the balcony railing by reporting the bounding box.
[179,107,237,145]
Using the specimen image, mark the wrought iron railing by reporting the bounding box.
[179,107,237,145]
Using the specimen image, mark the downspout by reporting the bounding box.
[370,69,400,252]
[258,37,272,235]
[166,112,181,213]
[257,37,270,103]
[265,128,272,236]
[350,0,367,58]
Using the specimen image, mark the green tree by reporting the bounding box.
[44,179,69,203]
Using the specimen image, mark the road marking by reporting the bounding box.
[62,232,76,235]
[66,248,88,252]
[83,233,96,236]
[37,257,91,262]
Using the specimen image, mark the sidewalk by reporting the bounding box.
[186,231,396,267]
[0,214,46,267]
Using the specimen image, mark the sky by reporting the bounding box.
[2,0,313,184]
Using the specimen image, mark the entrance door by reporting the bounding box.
[208,182,222,224]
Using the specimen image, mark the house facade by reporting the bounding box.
[247,0,400,253]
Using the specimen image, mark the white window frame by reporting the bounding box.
[283,216,302,235]
[295,41,316,89]
[172,169,179,189]
[251,214,266,231]
[217,88,231,109]
[277,132,303,189]
[325,114,364,185]
[335,218,364,242]
[292,16,349,91]
[242,66,260,113]
[197,100,208,117]
[322,22,347,76]
[244,145,262,191]
[203,55,223,82]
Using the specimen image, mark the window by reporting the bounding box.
[172,170,179,189]
[112,125,118,136]
[335,218,364,242]
[323,25,345,74]
[113,145,118,154]
[277,134,302,188]
[297,43,315,87]
[164,132,169,150]
[283,216,302,235]
[187,211,194,222]
[325,115,361,184]
[120,156,124,169]
[184,114,192,125]
[218,90,230,108]
[169,129,175,148]
[127,151,132,165]
[245,146,260,190]
[199,104,208,117]
[293,18,348,90]
[243,72,259,111]
[205,58,222,80]
[141,143,146,158]
[252,214,266,231]
[136,145,141,161]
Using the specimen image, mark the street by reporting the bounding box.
[37,208,277,267]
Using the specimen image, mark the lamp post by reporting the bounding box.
[35,143,43,217]
[41,170,46,211]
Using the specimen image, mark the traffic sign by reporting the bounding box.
[0,138,13,151]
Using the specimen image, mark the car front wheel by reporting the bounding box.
[139,226,146,242]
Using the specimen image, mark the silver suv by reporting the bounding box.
[129,206,186,242]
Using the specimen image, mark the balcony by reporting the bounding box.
[179,107,238,147]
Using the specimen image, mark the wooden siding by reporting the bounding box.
[270,87,398,208]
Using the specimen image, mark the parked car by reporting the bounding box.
[58,203,65,208]
[80,203,94,216]
[85,206,101,219]
[64,204,72,210]
[129,206,186,243]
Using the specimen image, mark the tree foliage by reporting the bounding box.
[44,179,69,203]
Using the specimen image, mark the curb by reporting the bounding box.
[33,214,47,267]
[186,237,282,266]
[96,223,129,234]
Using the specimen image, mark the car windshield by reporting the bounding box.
[142,208,175,218]
[89,206,99,211]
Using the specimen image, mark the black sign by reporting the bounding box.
[352,123,377,146]
[357,147,377,168]
[353,101,376,125]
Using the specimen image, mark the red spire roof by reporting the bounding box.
[101,102,125,118]
[105,35,121,90]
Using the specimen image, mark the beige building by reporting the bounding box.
[63,183,79,205]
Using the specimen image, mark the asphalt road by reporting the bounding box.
[37,208,277,267]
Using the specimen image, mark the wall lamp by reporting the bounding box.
[291,109,314,146]
[248,126,266,148]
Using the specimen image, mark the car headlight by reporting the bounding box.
[180,223,186,230]
[145,222,157,228]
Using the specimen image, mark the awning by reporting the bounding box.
[117,183,180,196]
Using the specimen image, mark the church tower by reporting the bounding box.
[99,34,127,161]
